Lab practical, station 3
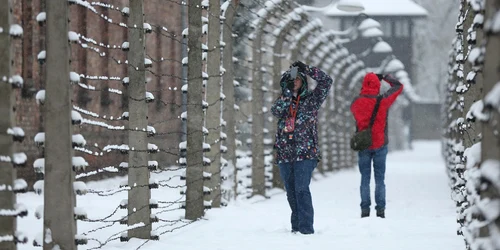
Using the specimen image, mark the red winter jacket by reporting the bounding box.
[350,73,403,150]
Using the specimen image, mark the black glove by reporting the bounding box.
[291,61,308,73]
[375,74,384,81]
[279,71,293,98]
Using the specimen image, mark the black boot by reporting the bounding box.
[361,209,370,218]
[376,209,385,218]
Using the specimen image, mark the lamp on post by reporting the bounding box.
[336,0,365,12]
[302,1,381,46]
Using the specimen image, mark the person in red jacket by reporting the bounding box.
[350,72,403,218]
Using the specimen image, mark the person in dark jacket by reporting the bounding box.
[271,61,333,234]
[350,72,403,218]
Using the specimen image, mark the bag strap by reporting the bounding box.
[368,96,382,128]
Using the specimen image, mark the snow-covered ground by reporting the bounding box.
[17,141,464,250]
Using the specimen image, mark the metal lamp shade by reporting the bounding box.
[336,0,365,12]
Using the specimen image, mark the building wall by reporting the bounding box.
[12,0,184,186]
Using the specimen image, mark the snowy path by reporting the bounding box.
[18,141,465,250]
[117,141,464,250]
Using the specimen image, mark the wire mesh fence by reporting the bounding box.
[0,0,427,249]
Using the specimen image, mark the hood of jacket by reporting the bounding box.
[360,72,380,96]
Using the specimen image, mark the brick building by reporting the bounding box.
[12,0,184,186]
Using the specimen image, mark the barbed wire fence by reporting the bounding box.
[0,1,29,249]
[28,0,199,248]
[442,0,500,249]
[1,0,422,249]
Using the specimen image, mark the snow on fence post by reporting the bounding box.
[0,1,28,248]
[316,43,340,173]
[249,1,283,198]
[249,3,265,198]
[289,18,323,62]
[0,1,14,248]
[445,35,469,242]
[316,41,347,173]
[326,44,349,172]
[442,0,487,246]
[441,1,489,246]
[185,0,205,220]
[127,0,152,239]
[221,0,238,201]
[445,9,483,240]
[317,42,341,71]
[323,53,341,172]
[204,0,222,208]
[303,30,338,64]
[460,4,487,244]
[300,31,353,171]
[43,0,76,249]
[460,1,484,150]
[314,43,337,174]
[269,12,296,189]
[329,47,350,172]
[475,0,500,246]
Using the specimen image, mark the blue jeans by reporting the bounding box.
[278,159,317,234]
[358,145,388,211]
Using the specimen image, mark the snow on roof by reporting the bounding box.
[324,0,428,17]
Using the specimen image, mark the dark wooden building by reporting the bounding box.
[323,0,427,80]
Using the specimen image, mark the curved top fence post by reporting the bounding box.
[221,0,238,200]
[289,18,322,62]
[249,0,284,198]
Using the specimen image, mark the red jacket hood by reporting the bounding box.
[360,73,380,95]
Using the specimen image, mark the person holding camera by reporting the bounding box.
[350,72,403,219]
[271,61,333,234]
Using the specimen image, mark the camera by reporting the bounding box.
[290,66,299,79]
[287,66,299,90]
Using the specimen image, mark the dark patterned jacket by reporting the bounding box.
[271,66,333,164]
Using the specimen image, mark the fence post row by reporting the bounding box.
[313,42,337,174]
[0,0,28,249]
[320,43,342,172]
[479,0,500,244]
[443,0,500,247]
[326,46,349,172]
[43,0,76,249]
[127,0,152,239]
[221,0,238,201]
[249,0,284,198]
[185,0,206,221]
[0,1,15,249]
[205,0,223,208]
[444,0,475,242]
[0,0,438,246]
[289,18,323,62]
